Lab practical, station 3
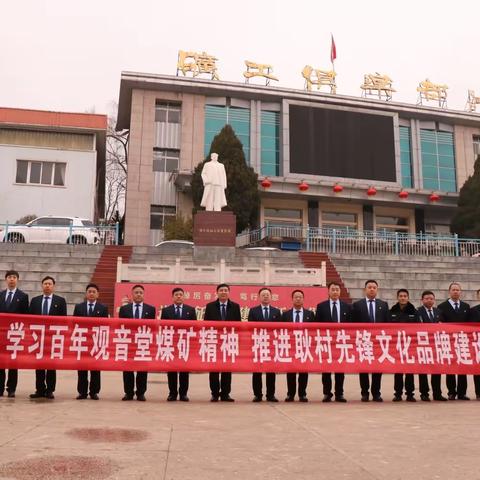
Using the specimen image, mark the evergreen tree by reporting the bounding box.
[163,214,193,241]
[451,155,480,237]
[191,124,260,233]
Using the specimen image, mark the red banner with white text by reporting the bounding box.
[1,313,480,374]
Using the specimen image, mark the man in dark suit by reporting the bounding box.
[161,287,197,402]
[417,290,447,401]
[119,284,156,401]
[248,287,282,402]
[437,282,471,401]
[469,288,480,400]
[204,283,241,402]
[282,289,315,402]
[390,289,420,402]
[352,279,389,402]
[29,276,67,399]
[315,281,352,402]
[73,283,109,400]
[0,270,29,398]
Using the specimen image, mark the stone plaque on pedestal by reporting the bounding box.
[193,211,236,246]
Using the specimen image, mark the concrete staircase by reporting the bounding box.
[0,244,103,313]
[330,253,480,306]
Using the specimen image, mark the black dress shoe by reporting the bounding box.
[76,394,88,400]
[7,392,15,398]
[392,394,402,402]
[252,396,262,402]
[220,395,235,402]
[0,391,3,397]
[420,394,431,402]
[448,394,456,401]
[136,394,146,401]
[322,394,332,403]
[335,396,347,403]
[406,395,416,402]
[210,395,219,402]
[179,395,189,402]
[372,396,383,402]
[167,395,177,401]
[266,396,279,402]
[45,392,55,399]
[90,394,99,400]
[476,394,480,400]
[457,395,470,401]
[122,394,134,401]
[433,395,448,401]
[30,392,45,399]
[285,396,295,402]
[298,396,308,402]
[361,395,369,402]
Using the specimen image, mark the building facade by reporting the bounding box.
[0,108,107,224]
[116,72,480,246]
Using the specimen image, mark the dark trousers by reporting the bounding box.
[0,369,18,393]
[77,370,101,396]
[209,372,232,398]
[446,374,467,397]
[322,373,345,396]
[359,373,382,397]
[252,372,276,398]
[394,373,415,396]
[123,371,148,396]
[286,373,308,398]
[167,372,189,397]
[35,369,56,394]
[474,375,480,396]
[419,374,442,397]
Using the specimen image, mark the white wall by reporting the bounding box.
[0,145,96,223]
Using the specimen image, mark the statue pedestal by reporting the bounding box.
[193,211,236,247]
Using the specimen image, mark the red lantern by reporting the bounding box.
[398,190,409,199]
[333,184,343,193]
[429,192,440,202]
[367,186,377,196]
[261,177,272,189]
[298,181,309,192]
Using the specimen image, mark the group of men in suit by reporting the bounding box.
[2,272,480,403]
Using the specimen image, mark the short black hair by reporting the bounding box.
[365,279,378,288]
[5,270,19,279]
[448,282,461,290]
[291,289,304,298]
[421,290,435,298]
[86,283,100,292]
[132,284,145,291]
[397,288,409,297]
[216,283,230,292]
[41,276,56,284]
[327,281,341,289]
[258,287,272,295]
[172,287,184,295]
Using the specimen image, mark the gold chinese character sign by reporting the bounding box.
[360,72,395,101]
[302,65,336,94]
[417,78,448,108]
[176,50,219,80]
[243,60,278,86]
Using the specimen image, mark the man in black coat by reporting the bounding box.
[248,287,282,402]
[437,282,471,400]
[390,289,420,402]
[29,276,67,399]
[0,270,29,398]
[73,283,109,400]
[352,279,389,402]
[119,284,156,401]
[469,288,480,399]
[282,289,315,402]
[204,283,241,402]
[417,290,447,401]
[315,281,352,402]
[161,287,197,402]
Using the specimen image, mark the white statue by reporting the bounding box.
[200,153,227,211]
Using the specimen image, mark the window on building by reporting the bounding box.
[321,211,358,231]
[261,111,280,176]
[155,103,181,123]
[153,149,180,172]
[425,223,451,235]
[15,160,66,186]
[150,205,176,230]
[264,207,302,227]
[473,135,480,159]
[204,104,250,163]
[399,126,413,188]
[375,215,409,233]
[420,129,456,192]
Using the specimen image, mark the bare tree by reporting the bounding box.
[105,102,128,223]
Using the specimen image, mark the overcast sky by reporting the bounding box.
[2,0,478,117]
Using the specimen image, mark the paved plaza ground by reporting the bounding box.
[0,370,478,479]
